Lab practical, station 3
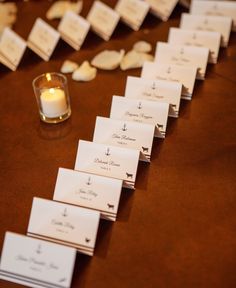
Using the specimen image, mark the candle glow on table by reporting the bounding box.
[40,88,68,118]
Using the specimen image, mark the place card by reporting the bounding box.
[86,1,120,41]
[0,27,26,71]
[58,11,90,51]
[125,76,182,115]
[144,0,179,21]
[0,232,76,288]
[180,13,232,47]
[27,18,60,61]
[141,62,197,100]
[93,116,155,162]
[115,0,150,31]
[167,27,221,64]
[27,197,100,256]
[53,168,122,221]
[190,0,236,32]
[110,95,169,137]
[154,41,209,80]
[74,140,140,189]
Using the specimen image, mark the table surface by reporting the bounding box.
[0,1,236,288]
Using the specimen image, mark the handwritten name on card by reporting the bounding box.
[0,232,76,288]
[87,1,120,41]
[145,0,178,21]
[125,76,182,114]
[53,168,122,221]
[58,11,90,51]
[0,27,26,71]
[27,198,100,256]
[27,18,60,61]
[115,0,149,31]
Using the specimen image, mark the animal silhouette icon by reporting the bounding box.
[107,203,114,209]
[126,172,133,179]
[142,147,149,153]
[85,238,91,243]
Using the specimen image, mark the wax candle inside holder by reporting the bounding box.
[33,72,71,124]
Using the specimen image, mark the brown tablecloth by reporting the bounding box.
[0,1,236,288]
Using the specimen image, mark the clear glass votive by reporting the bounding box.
[32,72,71,124]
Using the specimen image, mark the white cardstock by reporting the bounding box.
[110,95,169,137]
[125,76,182,115]
[115,0,150,31]
[141,61,197,100]
[0,27,26,71]
[86,1,120,41]
[93,116,155,162]
[53,168,122,221]
[154,41,209,80]
[190,0,236,31]
[58,11,90,51]
[167,27,221,64]
[0,232,76,288]
[27,18,60,61]
[180,13,232,47]
[144,0,179,21]
[27,197,100,256]
[74,140,140,189]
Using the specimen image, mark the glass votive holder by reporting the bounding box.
[32,72,71,124]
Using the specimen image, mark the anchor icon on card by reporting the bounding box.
[62,208,68,217]
[105,148,111,156]
[122,123,127,132]
[167,67,172,74]
[86,176,92,186]
[151,82,156,90]
[137,102,142,109]
[36,244,42,255]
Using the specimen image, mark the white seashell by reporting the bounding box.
[120,50,154,71]
[91,49,125,70]
[72,61,97,82]
[133,41,152,53]
[60,60,78,74]
[46,0,83,20]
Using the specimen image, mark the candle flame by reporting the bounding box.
[46,73,52,81]
[49,88,55,94]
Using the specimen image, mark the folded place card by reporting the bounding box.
[75,140,140,189]
[190,0,236,32]
[53,168,122,221]
[110,95,169,137]
[0,27,26,71]
[86,1,120,41]
[58,11,90,51]
[180,13,232,48]
[115,0,150,31]
[167,27,221,64]
[27,18,60,61]
[93,116,155,162]
[144,0,178,21]
[141,62,197,101]
[27,197,100,256]
[0,232,76,288]
[125,76,182,116]
[154,41,209,80]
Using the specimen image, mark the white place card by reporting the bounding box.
[58,11,90,51]
[75,140,140,189]
[27,197,100,256]
[180,13,232,47]
[190,0,236,31]
[125,76,182,115]
[93,116,155,162]
[53,168,122,221]
[0,232,76,288]
[86,1,120,41]
[110,95,169,137]
[115,0,150,31]
[142,62,197,100]
[27,18,60,61]
[167,27,221,64]
[0,27,26,71]
[154,41,209,80]
[144,0,179,21]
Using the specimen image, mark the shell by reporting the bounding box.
[91,50,125,70]
[46,0,83,20]
[133,41,152,53]
[120,50,154,71]
[72,61,97,82]
[60,60,78,74]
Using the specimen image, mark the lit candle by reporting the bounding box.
[40,88,68,118]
